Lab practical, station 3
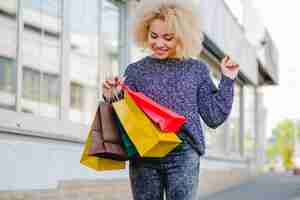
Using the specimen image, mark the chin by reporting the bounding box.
[157,55,168,59]
[153,53,169,59]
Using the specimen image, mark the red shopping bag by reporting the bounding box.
[122,85,186,133]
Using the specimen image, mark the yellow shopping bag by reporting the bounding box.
[80,110,125,171]
[112,92,182,157]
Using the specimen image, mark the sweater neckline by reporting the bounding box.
[146,55,184,64]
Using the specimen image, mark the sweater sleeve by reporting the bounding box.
[123,64,138,92]
[197,62,235,129]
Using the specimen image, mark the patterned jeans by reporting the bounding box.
[129,132,201,200]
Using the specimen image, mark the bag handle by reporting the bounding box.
[111,83,131,102]
[120,84,130,92]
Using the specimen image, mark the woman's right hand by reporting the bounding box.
[102,76,126,102]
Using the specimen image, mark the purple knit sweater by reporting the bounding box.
[123,56,235,156]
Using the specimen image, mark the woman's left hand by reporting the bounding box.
[220,55,240,80]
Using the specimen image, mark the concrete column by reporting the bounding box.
[223,121,231,155]
[254,86,267,169]
[240,85,245,157]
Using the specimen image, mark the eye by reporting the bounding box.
[150,32,158,39]
[164,36,174,41]
[163,34,174,41]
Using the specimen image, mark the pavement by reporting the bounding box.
[201,173,300,200]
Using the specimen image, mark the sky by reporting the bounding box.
[250,1,300,137]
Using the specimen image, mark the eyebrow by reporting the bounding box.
[151,31,174,37]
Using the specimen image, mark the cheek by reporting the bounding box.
[166,41,177,50]
[147,38,156,48]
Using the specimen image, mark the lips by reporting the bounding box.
[155,48,169,55]
[152,44,168,50]
[157,47,169,51]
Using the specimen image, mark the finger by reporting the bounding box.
[104,80,113,87]
[226,61,233,67]
[108,76,118,84]
[229,63,238,67]
[113,77,120,86]
[221,55,229,66]
[118,76,126,85]
[227,57,234,64]
[227,64,239,69]
[225,63,235,67]
[104,88,112,96]
[107,79,115,86]
[113,77,118,86]
[115,76,120,82]
[226,55,230,62]
[232,64,239,69]
[103,82,112,89]
[223,55,230,63]
[115,76,121,84]
[221,57,226,65]
[227,60,237,68]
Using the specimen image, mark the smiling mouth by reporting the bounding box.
[152,44,169,51]
[155,48,169,54]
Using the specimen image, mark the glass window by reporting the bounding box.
[69,0,121,125]
[22,67,40,104]
[0,0,18,110]
[202,67,225,154]
[69,0,99,124]
[128,1,149,63]
[102,0,120,77]
[199,53,226,154]
[203,121,226,154]
[21,0,62,118]
[244,85,255,157]
[131,44,149,63]
[200,52,242,156]
[228,83,241,154]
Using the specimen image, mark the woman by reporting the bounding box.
[102,0,239,199]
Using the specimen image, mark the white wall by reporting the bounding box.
[0,132,129,191]
[200,0,258,85]
[0,130,248,191]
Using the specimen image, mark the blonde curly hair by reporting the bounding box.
[131,0,204,59]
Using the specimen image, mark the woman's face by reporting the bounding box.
[147,19,178,59]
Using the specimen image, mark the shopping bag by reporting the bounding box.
[112,92,182,157]
[80,130,126,171]
[122,85,186,132]
[80,103,126,171]
[87,102,128,161]
[111,109,140,158]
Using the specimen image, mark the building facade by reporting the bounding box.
[0,0,278,196]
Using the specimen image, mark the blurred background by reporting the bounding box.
[0,0,299,199]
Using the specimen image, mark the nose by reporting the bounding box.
[154,38,165,48]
